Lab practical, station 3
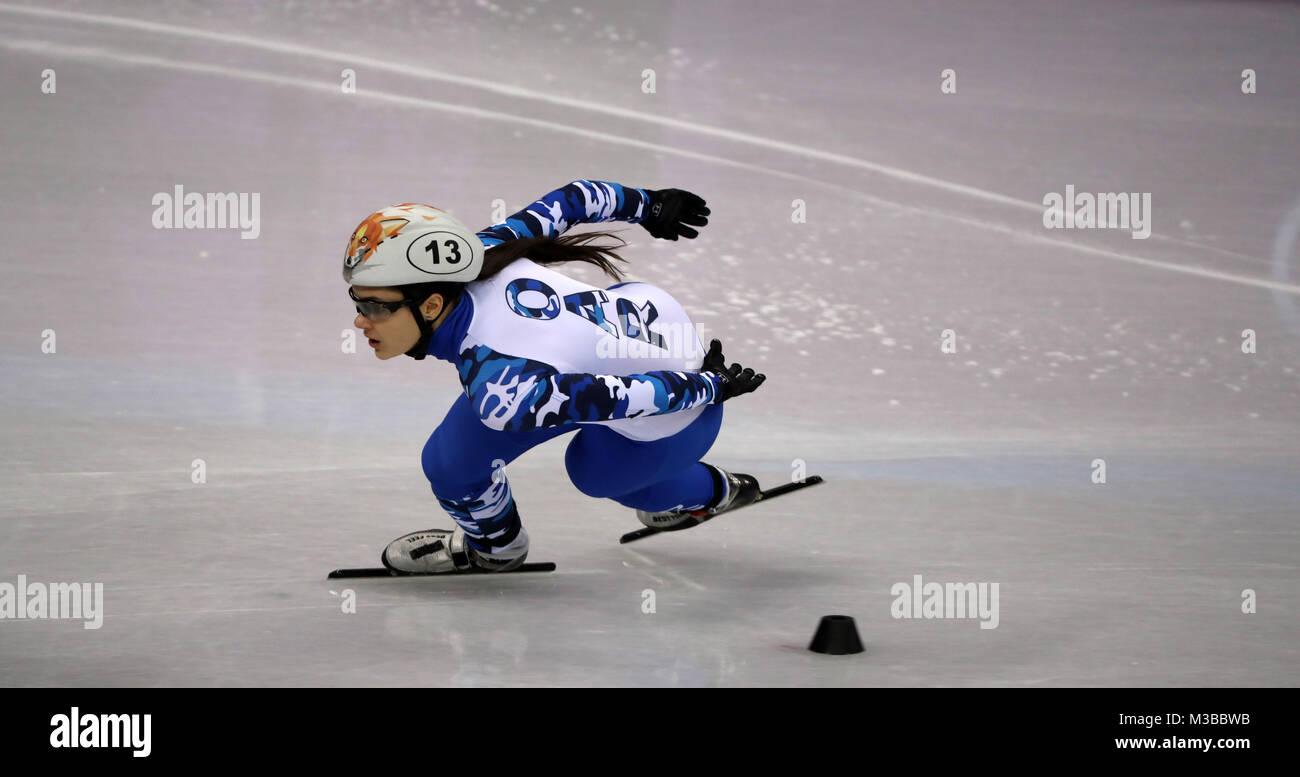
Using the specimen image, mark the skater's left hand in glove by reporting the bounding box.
[702,338,766,402]
[639,188,710,241]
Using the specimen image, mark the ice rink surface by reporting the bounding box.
[1,0,1297,686]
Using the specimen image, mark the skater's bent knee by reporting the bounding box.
[566,464,621,499]
[564,446,624,500]
[422,430,471,495]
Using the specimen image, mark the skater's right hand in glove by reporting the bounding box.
[702,338,766,402]
[639,188,710,241]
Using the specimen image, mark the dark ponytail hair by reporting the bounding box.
[480,230,629,282]
[399,230,629,313]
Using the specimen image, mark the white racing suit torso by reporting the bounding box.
[444,258,719,442]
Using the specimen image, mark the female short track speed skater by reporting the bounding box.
[343,180,767,573]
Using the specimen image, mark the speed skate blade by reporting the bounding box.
[619,475,825,544]
[327,562,557,578]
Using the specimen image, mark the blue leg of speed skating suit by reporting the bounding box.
[422,393,571,554]
[563,403,724,512]
[423,396,724,551]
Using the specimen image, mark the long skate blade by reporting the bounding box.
[618,526,664,544]
[619,475,825,544]
[327,562,557,579]
[754,475,824,500]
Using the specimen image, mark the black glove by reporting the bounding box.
[639,188,710,241]
[701,339,766,402]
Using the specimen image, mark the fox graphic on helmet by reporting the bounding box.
[342,202,484,286]
[344,203,444,270]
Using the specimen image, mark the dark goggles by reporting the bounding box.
[349,287,411,321]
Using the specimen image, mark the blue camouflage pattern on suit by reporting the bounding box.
[476,179,650,247]
[435,471,519,546]
[456,343,721,433]
[504,277,563,319]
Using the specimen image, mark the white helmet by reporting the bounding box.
[342,203,484,287]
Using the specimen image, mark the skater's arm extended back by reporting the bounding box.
[457,344,722,433]
[475,180,651,247]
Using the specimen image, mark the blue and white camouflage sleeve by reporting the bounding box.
[476,180,650,247]
[457,344,721,433]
